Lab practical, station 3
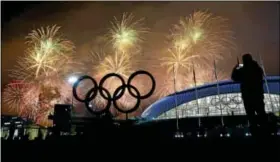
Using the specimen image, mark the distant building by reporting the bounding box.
[1,115,45,140]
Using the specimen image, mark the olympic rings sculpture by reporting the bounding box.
[72,70,156,115]
[210,95,243,110]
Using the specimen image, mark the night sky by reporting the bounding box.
[1,1,279,114]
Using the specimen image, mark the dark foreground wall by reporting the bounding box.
[2,123,280,161]
[2,136,280,161]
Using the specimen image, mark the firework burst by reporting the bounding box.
[4,25,75,126]
[162,10,234,76]
[3,82,28,114]
[170,10,234,59]
[84,13,148,115]
[11,25,75,81]
[161,48,202,74]
[159,10,234,98]
[99,52,133,78]
[108,13,148,54]
[89,48,133,78]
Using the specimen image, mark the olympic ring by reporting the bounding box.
[72,70,156,116]
[221,96,231,105]
[127,70,156,99]
[99,73,125,100]
[210,97,221,107]
[221,96,238,110]
[85,87,111,115]
[112,84,141,113]
[232,95,243,104]
[210,95,242,111]
[73,75,98,102]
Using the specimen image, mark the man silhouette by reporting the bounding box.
[231,53,267,135]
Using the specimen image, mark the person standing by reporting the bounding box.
[231,53,267,135]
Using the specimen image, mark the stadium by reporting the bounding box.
[142,76,280,120]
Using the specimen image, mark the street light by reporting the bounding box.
[68,76,78,85]
[67,76,78,109]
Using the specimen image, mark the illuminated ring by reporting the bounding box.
[112,84,141,113]
[221,96,238,110]
[221,96,231,105]
[210,97,226,110]
[73,75,98,102]
[127,70,156,99]
[210,97,220,106]
[99,73,126,100]
[274,96,280,102]
[84,87,111,115]
[232,95,243,104]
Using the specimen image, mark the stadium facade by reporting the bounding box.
[141,76,280,120]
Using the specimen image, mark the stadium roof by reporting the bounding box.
[141,76,280,119]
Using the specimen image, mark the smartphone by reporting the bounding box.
[236,64,243,70]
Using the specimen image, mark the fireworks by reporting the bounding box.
[162,10,234,75]
[3,82,28,114]
[88,13,143,113]
[108,13,148,54]
[161,48,202,74]
[2,81,40,121]
[158,10,234,97]
[97,52,132,78]
[171,10,234,57]
[3,10,236,123]
[11,25,74,81]
[4,25,75,126]
[85,13,148,113]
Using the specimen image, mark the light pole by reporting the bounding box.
[67,76,78,109]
